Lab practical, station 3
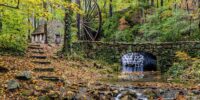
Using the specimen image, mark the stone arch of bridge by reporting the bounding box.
[120,51,158,71]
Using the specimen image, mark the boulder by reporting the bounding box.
[21,90,34,96]
[113,90,119,97]
[48,92,59,99]
[7,80,20,90]
[38,96,50,100]
[74,93,88,100]
[116,91,137,100]
[16,71,32,80]
[63,91,76,100]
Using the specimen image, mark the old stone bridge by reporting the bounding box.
[72,41,200,73]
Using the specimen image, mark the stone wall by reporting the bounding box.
[72,41,200,73]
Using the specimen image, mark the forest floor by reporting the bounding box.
[0,44,200,99]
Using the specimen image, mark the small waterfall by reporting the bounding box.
[120,52,157,80]
[121,53,144,73]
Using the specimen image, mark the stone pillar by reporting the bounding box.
[40,34,42,43]
[36,35,38,42]
[31,36,34,43]
[42,34,45,43]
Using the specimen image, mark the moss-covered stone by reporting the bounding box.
[72,41,200,73]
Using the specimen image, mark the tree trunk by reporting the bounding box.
[198,0,200,30]
[157,0,159,8]
[28,14,31,42]
[161,0,164,6]
[185,0,191,35]
[44,22,48,44]
[43,1,48,44]
[76,0,81,40]
[34,15,37,29]
[0,12,2,32]
[151,0,154,6]
[63,0,73,53]
[109,0,113,17]
[186,0,190,13]
[103,0,107,17]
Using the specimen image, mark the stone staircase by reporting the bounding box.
[28,44,62,82]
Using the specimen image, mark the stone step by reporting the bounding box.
[31,56,47,59]
[0,66,9,73]
[31,51,45,54]
[29,49,43,52]
[32,61,51,65]
[38,76,63,82]
[33,67,54,72]
[29,44,40,47]
[28,46,43,50]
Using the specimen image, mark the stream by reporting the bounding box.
[71,80,200,100]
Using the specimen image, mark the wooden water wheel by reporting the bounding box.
[76,0,102,41]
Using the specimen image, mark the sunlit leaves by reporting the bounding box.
[175,51,191,61]
[0,0,83,53]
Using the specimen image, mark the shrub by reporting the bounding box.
[167,51,200,83]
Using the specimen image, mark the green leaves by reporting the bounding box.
[140,8,199,42]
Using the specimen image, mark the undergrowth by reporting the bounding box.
[167,51,200,84]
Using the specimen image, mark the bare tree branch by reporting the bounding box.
[0,0,20,9]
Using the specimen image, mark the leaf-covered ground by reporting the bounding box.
[0,44,200,99]
[0,44,106,99]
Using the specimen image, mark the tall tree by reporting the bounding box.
[0,0,20,32]
[0,11,2,32]
[63,0,73,53]
[161,0,164,6]
[76,0,81,40]
[109,0,113,17]
[43,0,48,44]
[198,0,200,30]
[151,0,154,6]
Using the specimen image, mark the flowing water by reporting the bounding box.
[120,52,157,80]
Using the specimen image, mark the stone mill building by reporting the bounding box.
[31,20,64,44]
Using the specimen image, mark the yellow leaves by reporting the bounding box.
[175,51,191,61]
[41,11,50,18]
[24,0,42,5]
[31,79,38,84]
[70,3,83,15]
[160,10,172,19]
[62,2,83,14]
[189,12,199,20]
[34,85,43,91]
[175,51,200,63]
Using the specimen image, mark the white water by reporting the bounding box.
[121,53,144,73]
